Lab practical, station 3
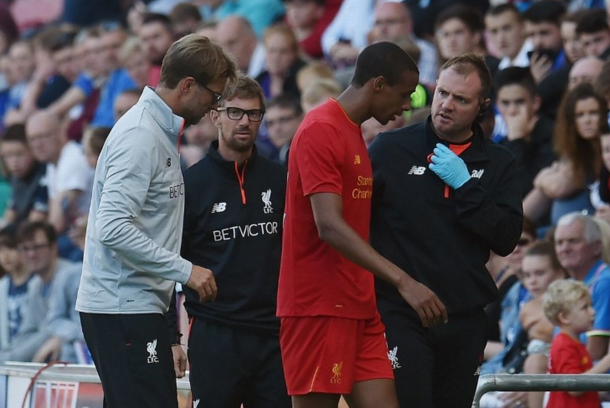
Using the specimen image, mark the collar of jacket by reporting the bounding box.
[424,115,489,162]
[207,140,259,171]
[140,86,185,146]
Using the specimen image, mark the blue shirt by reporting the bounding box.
[91,68,136,127]
[583,259,610,342]
[212,0,285,38]
[7,274,34,341]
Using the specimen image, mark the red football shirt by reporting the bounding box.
[277,99,376,319]
[547,333,599,408]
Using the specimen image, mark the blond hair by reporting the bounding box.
[543,279,590,326]
[301,78,342,107]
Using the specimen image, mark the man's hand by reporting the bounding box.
[529,52,553,83]
[33,336,63,363]
[397,275,448,327]
[171,344,187,378]
[329,43,359,64]
[186,265,217,302]
[429,143,471,189]
[505,106,537,141]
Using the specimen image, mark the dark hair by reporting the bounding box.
[170,2,202,24]
[159,34,237,90]
[562,9,590,25]
[267,93,303,116]
[494,67,537,97]
[1,124,27,144]
[0,227,17,249]
[84,127,111,157]
[218,73,266,111]
[119,88,143,99]
[522,0,566,26]
[351,41,419,88]
[441,53,492,101]
[523,216,537,239]
[16,221,57,245]
[142,12,173,31]
[594,59,610,101]
[525,241,564,272]
[486,3,521,21]
[35,26,77,53]
[555,82,608,184]
[575,9,609,36]
[436,4,485,33]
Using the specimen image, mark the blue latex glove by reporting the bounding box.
[429,143,470,189]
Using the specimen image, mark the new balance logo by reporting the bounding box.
[474,365,481,376]
[354,155,361,164]
[147,339,159,364]
[408,166,426,175]
[211,202,227,213]
[471,169,484,179]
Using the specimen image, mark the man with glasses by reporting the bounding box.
[175,73,289,408]
[25,110,93,260]
[75,34,237,408]
[0,221,82,364]
[262,93,303,166]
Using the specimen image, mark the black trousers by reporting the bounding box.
[380,306,488,408]
[80,312,178,408]
[188,318,291,408]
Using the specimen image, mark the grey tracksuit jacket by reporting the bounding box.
[76,86,192,315]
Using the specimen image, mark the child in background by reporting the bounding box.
[82,126,111,169]
[0,228,36,351]
[519,242,566,408]
[543,279,610,408]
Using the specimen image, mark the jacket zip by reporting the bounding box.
[234,161,248,204]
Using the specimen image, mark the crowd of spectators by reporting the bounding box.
[0,0,609,406]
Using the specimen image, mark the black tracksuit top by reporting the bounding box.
[181,141,287,334]
[369,116,523,316]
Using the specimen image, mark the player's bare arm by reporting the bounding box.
[310,192,448,327]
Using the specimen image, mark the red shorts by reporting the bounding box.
[279,313,394,395]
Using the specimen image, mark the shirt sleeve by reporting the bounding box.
[453,149,523,257]
[74,73,94,97]
[589,275,610,335]
[295,121,343,196]
[56,143,92,193]
[551,340,589,374]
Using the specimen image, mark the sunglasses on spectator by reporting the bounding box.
[517,238,532,247]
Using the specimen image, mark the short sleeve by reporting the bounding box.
[295,121,344,196]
